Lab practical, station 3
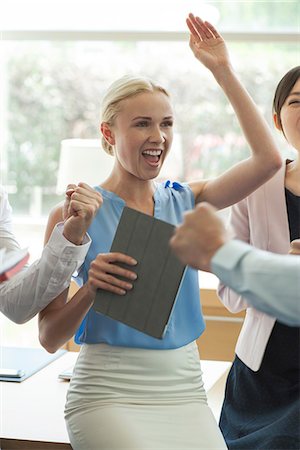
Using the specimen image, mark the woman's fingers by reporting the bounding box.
[186,17,200,41]
[195,16,213,40]
[203,20,221,39]
[187,13,216,41]
[88,252,138,295]
[93,281,127,296]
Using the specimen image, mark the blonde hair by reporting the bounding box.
[100,75,170,155]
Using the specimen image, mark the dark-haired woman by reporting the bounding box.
[218,66,300,450]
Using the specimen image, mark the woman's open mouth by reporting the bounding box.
[142,149,163,166]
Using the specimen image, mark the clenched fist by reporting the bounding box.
[63,182,103,245]
[170,202,230,271]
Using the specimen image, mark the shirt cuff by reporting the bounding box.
[47,222,91,261]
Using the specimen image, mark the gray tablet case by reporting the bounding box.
[93,207,186,339]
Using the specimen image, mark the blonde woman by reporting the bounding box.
[38,14,281,449]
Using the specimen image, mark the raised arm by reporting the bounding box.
[186,14,282,209]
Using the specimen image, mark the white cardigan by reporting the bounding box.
[218,163,291,371]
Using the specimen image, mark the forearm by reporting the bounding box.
[198,66,282,207]
[212,241,300,326]
[213,65,281,171]
[39,284,95,353]
[0,224,90,323]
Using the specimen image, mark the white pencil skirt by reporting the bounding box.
[65,341,227,450]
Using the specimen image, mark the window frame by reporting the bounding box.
[2,29,299,42]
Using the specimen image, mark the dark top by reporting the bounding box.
[285,187,300,241]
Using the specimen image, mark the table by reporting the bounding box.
[0,351,230,449]
[1,351,77,450]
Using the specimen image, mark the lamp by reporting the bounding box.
[158,133,183,180]
[56,138,114,194]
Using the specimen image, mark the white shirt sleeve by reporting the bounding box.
[212,240,300,327]
[0,223,91,323]
[0,193,91,323]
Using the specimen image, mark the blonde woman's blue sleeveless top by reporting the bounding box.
[74,181,205,349]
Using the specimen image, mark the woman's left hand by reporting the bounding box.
[186,13,230,72]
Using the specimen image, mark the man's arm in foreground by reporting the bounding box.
[170,202,300,327]
[212,240,300,327]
